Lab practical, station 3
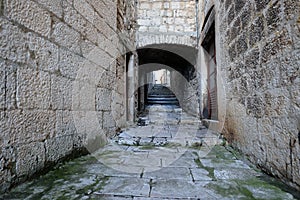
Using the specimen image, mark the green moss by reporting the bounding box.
[97,176,110,190]
[139,144,156,150]
[194,158,215,180]
[207,182,255,199]
[76,179,100,195]
[190,142,203,150]
[163,142,182,148]
[235,177,287,193]
[96,150,117,157]
[207,145,236,160]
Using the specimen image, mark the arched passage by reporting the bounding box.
[136,44,199,117]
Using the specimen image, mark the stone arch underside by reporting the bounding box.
[137,44,200,116]
[137,33,197,50]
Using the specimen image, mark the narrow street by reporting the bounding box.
[1,105,298,200]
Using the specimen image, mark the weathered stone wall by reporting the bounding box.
[198,0,300,189]
[171,70,200,117]
[136,0,197,48]
[0,0,135,191]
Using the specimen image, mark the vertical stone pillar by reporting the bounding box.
[139,73,145,111]
[128,54,135,122]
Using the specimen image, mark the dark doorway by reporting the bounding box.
[202,17,218,120]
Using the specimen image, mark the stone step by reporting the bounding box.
[147,97,178,101]
[148,94,176,98]
[147,100,179,105]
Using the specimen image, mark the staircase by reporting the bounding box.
[147,84,179,105]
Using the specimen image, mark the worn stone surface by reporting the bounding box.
[1,132,298,199]
[0,0,135,192]
[0,0,299,195]
[136,0,197,48]
[198,0,300,190]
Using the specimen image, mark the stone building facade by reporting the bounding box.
[197,0,299,190]
[0,0,137,191]
[136,0,200,115]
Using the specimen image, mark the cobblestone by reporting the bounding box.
[1,114,298,199]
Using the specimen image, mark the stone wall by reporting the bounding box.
[198,0,300,189]
[136,0,197,48]
[0,0,135,191]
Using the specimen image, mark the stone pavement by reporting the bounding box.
[1,107,299,199]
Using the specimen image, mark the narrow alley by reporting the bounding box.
[0,0,299,198]
[1,104,299,199]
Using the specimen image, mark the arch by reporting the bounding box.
[137,43,200,117]
[137,33,197,50]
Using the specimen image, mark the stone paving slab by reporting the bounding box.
[94,177,150,197]
[85,163,142,178]
[190,167,212,181]
[149,179,222,199]
[1,113,299,200]
[205,179,296,200]
[143,167,192,181]
[90,195,133,200]
[214,168,260,180]
[200,158,251,169]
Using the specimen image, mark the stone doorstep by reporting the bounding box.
[202,119,223,132]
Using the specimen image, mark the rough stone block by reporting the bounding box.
[55,110,77,137]
[249,16,265,46]
[240,6,251,29]
[225,0,232,10]
[174,18,185,25]
[138,26,148,32]
[58,48,84,79]
[263,59,281,89]
[27,32,59,72]
[80,39,97,58]
[261,29,293,63]
[86,0,106,16]
[17,66,51,109]
[6,0,51,37]
[51,74,73,110]
[16,142,46,177]
[45,135,73,162]
[236,33,248,55]
[97,70,115,90]
[103,111,116,131]
[163,2,169,9]
[74,0,96,24]
[152,2,162,9]
[246,94,264,118]
[52,21,81,54]
[0,146,15,192]
[102,0,117,21]
[96,88,112,111]
[244,47,260,69]
[63,1,87,35]
[35,0,63,18]
[227,6,235,25]
[111,91,125,126]
[0,20,28,63]
[137,19,151,26]
[283,0,299,21]
[266,1,281,33]
[140,2,151,10]
[171,2,181,9]
[0,60,17,110]
[254,0,271,12]
[86,47,114,70]
[3,110,55,145]
[234,0,245,14]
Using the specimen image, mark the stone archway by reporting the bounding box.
[136,44,200,117]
